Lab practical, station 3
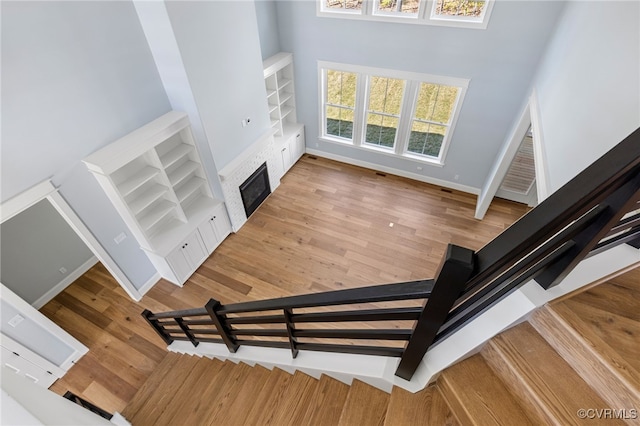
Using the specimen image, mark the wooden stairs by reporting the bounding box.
[121,268,640,425]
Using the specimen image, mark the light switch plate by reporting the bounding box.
[8,314,24,328]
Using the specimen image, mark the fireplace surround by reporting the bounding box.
[239,162,271,218]
[218,130,280,232]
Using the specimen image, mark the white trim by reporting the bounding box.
[474,102,532,219]
[1,181,57,223]
[0,283,88,371]
[47,191,143,301]
[0,179,143,302]
[136,272,161,298]
[318,61,469,88]
[306,148,480,195]
[32,257,98,310]
[529,90,551,201]
[319,136,445,168]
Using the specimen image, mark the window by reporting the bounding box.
[320,62,468,165]
[407,83,459,158]
[326,70,357,141]
[318,0,494,29]
[324,0,363,12]
[364,77,405,149]
[374,0,420,16]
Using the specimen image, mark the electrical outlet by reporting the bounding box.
[241,117,252,127]
[59,267,67,274]
[114,232,126,244]
[416,166,423,171]
[454,174,460,180]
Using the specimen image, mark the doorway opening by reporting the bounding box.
[495,126,538,207]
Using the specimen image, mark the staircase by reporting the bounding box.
[122,268,639,426]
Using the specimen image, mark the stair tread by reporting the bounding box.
[154,357,228,426]
[557,276,640,322]
[385,385,459,426]
[338,379,390,426]
[120,351,181,419]
[559,299,640,377]
[244,367,294,425]
[439,354,538,426]
[489,322,626,425]
[123,353,202,424]
[208,362,271,426]
[178,360,252,426]
[271,370,319,426]
[301,374,350,426]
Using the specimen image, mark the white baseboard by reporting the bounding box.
[32,257,98,309]
[305,148,481,196]
[135,273,161,300]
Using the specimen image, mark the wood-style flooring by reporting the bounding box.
[41,155,529,413]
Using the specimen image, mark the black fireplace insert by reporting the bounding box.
[239,162,271,218]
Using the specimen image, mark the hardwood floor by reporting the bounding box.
[41,155,529,414]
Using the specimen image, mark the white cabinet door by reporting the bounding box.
[198,204,232,254]
[280,143,292,173]
[182,232,207,267]
[293,127,305,161]
[166,245,192,283]
[166,232,207,283]
[211,204,232,242]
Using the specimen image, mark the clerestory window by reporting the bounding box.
[318,0,494,29]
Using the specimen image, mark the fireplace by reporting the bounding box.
[239,162,271,218]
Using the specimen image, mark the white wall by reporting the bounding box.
[164,1,271,171]
[133,1,225,201]
[1,200,94,305]
[255,0,282,60]
[1,373,113,426]
[532,1,640,192]
[276,1,565,190]
[1,1,172,289]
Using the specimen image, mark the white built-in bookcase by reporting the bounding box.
[264,52,298,138]
[263,52,306,179]
[84,112,231,286]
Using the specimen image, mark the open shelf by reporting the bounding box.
[138,200,176,231]
[160,144,192,169]
[118,167,160,197]
[176,177,205,203]
[168,161,199,187]
[129,184,169,215]
[279,92,293,105]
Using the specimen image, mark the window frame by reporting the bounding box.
[317,0,494,29]
[318,61,469,166]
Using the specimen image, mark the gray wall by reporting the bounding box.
[532,1,640,192]
[255,0,282,59]
[1,200,94,305]
[165,1,271,171]
[1,1,172,289]
[275,1,565,190]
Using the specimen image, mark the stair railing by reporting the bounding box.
[143,127,640,381]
